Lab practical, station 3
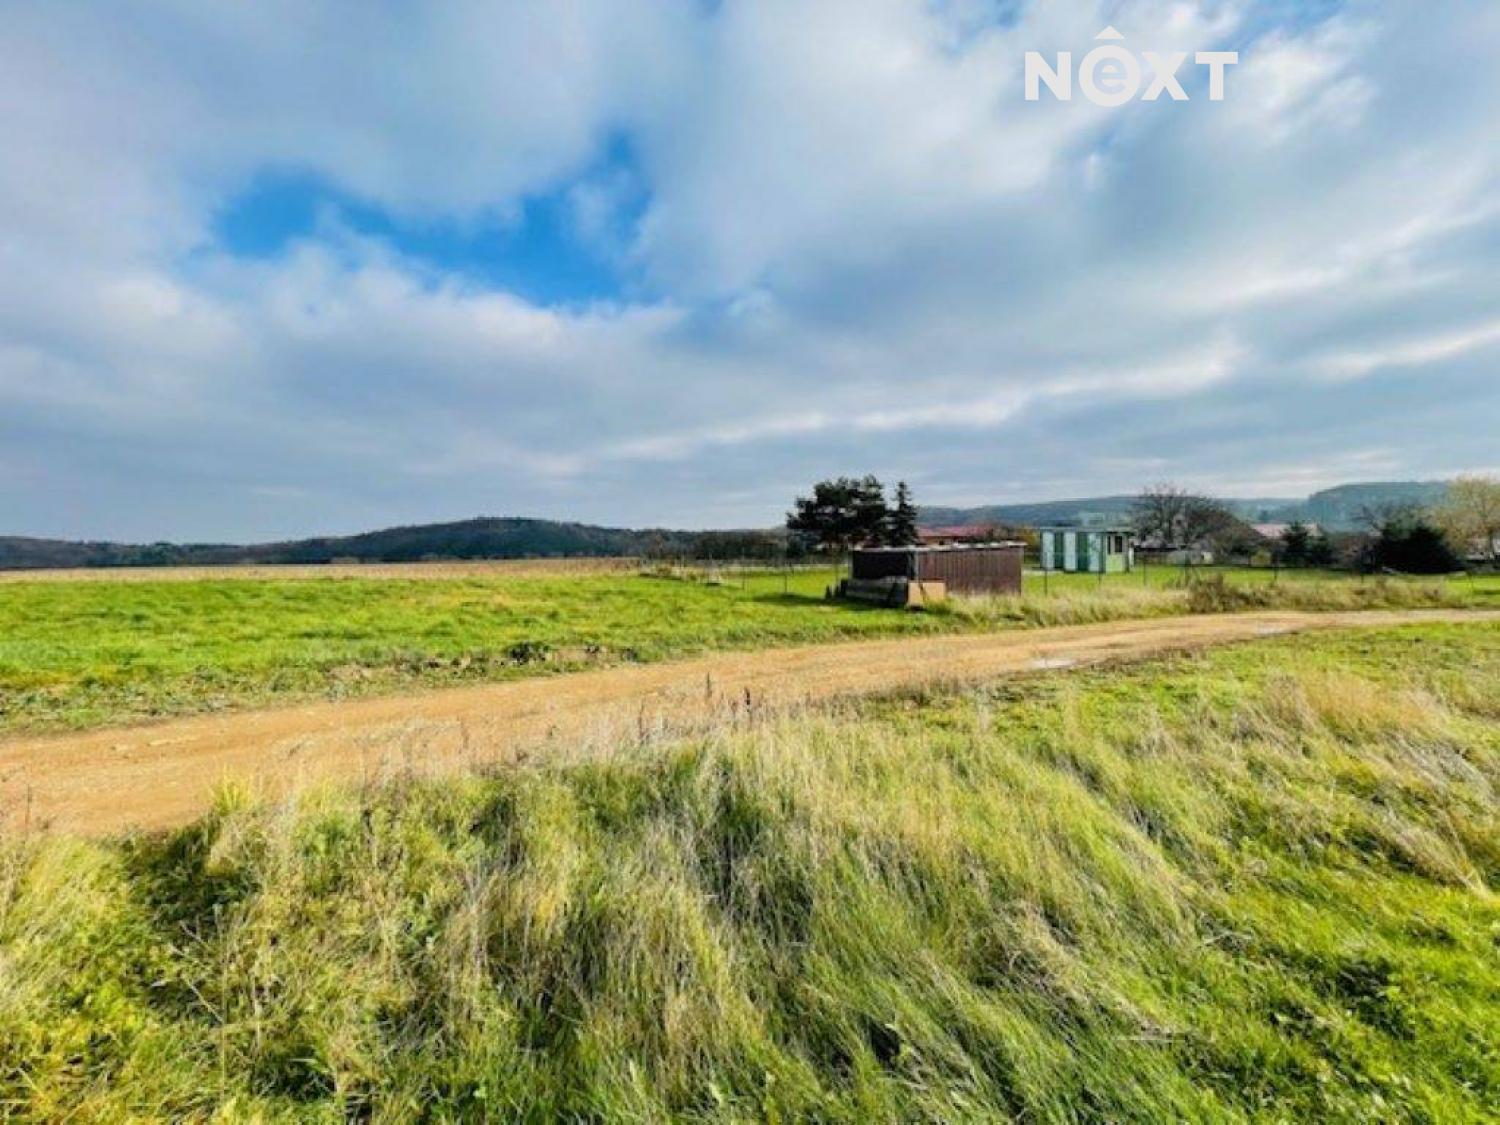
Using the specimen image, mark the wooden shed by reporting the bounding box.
[846,543,1023,604]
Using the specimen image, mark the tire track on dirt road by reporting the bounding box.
[3,609,1494,837]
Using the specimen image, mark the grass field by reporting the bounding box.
[1025,562,1500,596]
[1,621,1497,1120]
[2,564,1496,733]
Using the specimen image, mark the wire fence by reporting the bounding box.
[646,553,1497,602]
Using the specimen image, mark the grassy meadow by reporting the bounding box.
[1,622,1497,1120]
[1,564,1496,732]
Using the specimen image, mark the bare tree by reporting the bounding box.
[1132,484,1192,546]
[1436,475,1500,564]
[1132,484,1237,549]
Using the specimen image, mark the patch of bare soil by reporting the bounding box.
[2,610,1492,837]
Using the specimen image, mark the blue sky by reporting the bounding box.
[2,0,1498,540]
[212,141,648,307]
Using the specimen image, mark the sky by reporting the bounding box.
[2,0,1498,541]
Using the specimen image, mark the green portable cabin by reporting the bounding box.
[1039,527,1134,574]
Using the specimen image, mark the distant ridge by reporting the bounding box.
[1282,481,1450,529]
[920,481,1452,532]
[0,518,713,571]
[920,495,1146,528]
[0,481,1455,570]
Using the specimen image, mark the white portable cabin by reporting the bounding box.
[1038,527,1135,574]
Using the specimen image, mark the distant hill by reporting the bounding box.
[919,495,1295,529]
[919,495,1143,528]
[0,518,733,571]
[1274,482,1451,530]
[2,480,1458,570]
[921,481,1452,533]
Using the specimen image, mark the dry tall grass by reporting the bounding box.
[932,574,1463,630]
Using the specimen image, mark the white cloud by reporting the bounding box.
[1311,318,1500,380]
[1,0,1499,539]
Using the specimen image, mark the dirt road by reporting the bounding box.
[3,610,1493,837]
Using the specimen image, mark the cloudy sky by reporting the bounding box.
[3,1,1498,541]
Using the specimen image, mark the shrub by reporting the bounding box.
[506,640,552,665]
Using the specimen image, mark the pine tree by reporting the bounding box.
[1306,532,1336,567]
[787,476,889,551]
[1280,521,1312,566]
[852,475,891,547]
[885,481,919,546]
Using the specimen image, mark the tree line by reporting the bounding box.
[1131,478,1500,573]
[784,474,1500,574]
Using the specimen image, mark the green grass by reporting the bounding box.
[0,569,867,732]
[1,566,1495,733]
[1028,562,1500,596]
[1,622,1497,1120]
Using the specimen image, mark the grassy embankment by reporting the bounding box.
[1,622,1498,1120]
[1,566,1496,732]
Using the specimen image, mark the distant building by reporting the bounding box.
[1462,534,1500,564]
[1073,511,1117,529]
[1137,546,1215,566]
[1039,527,1135,574]
[1251,522,1320,541]
[917,524,998,545]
